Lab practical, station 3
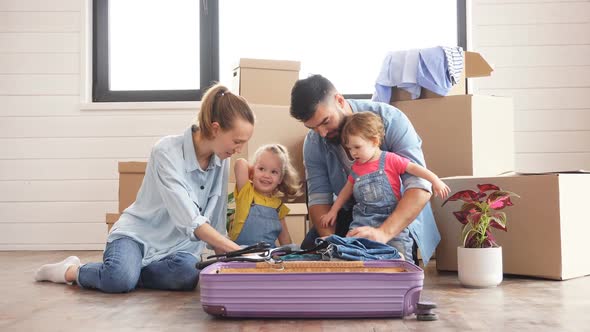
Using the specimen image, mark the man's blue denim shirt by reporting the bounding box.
[303,99,440,264]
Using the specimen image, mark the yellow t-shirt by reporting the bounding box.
[228,181,290,241]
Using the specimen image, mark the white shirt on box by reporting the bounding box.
[108,125,228,267]
[373,49,421,103]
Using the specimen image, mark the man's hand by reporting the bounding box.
[309,204,336,237]
[346,226,391,244]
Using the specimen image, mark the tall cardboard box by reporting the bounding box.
[432,173,590,280]
[391,51,493,102]
[392,95,514,178]
[118,162,147,212]
[232,58,300,106]
[229,105,309,203]
[283,203,309,246]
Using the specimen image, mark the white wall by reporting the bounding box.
[1,0,589,249]
[471,0,590,172]
[0,0,197,249]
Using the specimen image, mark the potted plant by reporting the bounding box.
[442,184,519,287]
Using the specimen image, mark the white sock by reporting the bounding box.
[34,256,81,283]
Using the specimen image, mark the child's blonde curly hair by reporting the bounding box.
[252,144,302,201]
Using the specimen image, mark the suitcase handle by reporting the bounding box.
[196,256,282,270]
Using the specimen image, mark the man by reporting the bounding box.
[290,74,440,264]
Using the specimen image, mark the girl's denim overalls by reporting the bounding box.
[235,202,283,248]
[350,151,414,260]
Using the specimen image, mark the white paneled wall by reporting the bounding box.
[1,0,589,249]
[0,0,197,249]
[472,0,590,172]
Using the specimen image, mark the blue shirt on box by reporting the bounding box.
[303,99,440,264]
[108,126,228,267]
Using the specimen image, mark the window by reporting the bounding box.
[220,0,465,98]
[93,0,218,102]
[93,0,465,102]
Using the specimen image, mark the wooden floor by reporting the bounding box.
[1,251,589,332]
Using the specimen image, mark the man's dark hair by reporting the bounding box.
[290,74,336,122]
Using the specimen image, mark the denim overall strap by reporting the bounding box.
[235,203,282,248]
[351,151,395,213]
[350,167,359,180]
[378,149,387,170]
[350,151,387,179]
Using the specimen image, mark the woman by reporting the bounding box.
[34,84,255,293]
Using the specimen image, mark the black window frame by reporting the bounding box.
[93,0,465,102]
[92,0,218,102]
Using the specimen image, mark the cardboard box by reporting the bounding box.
[391,51,493,102]
[105,213,120,233]
[392,95,514,178]
[283,203,309,246]
[232,58,300,106]
[229,105,309,203]
[432,173,590,280]
[118,162,147,212]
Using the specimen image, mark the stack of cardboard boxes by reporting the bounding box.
[391,51,590,280]
[230,58,310,244]
[106,58,311,246]
[390,52,515,179]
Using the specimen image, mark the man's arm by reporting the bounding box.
[309,204,336,236]
[302,133,338,237]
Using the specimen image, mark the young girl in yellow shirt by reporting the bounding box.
[229,144,301,247]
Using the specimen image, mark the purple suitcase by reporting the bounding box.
[199,260,424,318]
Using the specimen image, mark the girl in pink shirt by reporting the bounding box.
[320,112,450,234]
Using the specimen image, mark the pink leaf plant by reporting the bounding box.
[442,184,519,248]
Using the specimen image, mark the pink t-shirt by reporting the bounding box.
[347,152,410,200]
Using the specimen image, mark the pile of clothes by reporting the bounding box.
[197,235,402,269]
[373,46,464,103]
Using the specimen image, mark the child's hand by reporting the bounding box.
[433,179,450,199]
[319,211,337,228]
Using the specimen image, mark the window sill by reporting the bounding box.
[79,101,201,111]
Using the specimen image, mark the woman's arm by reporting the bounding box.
[277,218,292,245]
[153,148,239,253]
[194,223,241,253]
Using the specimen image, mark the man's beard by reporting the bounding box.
[325,104,346,144]
[325,132,341,144]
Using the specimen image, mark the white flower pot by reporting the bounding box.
[457,246,503,288]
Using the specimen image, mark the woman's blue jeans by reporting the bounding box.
[77,237,199,293]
